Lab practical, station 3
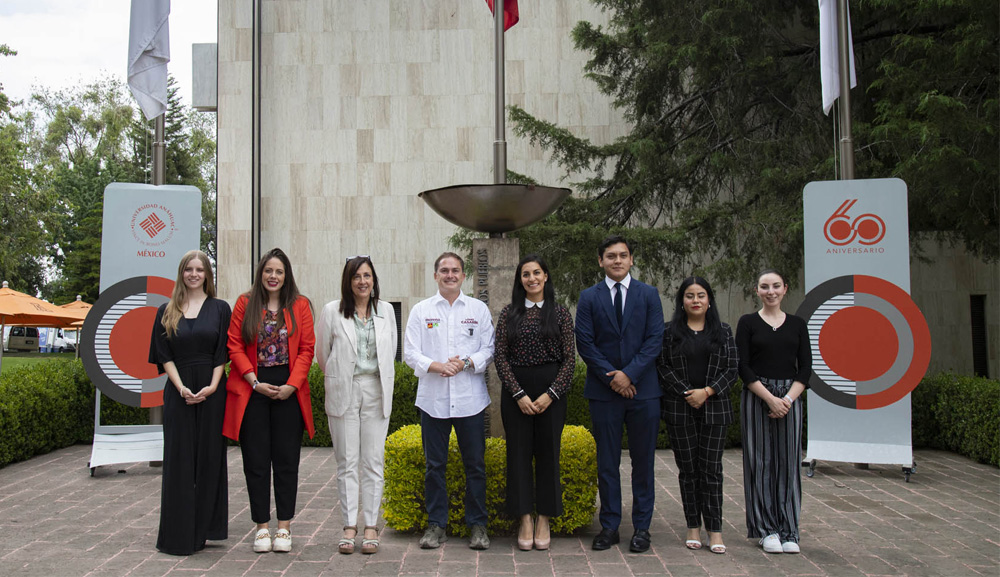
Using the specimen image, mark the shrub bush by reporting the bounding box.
[0,361,89,467]
[382,424,597,536]
[912,373,999,466]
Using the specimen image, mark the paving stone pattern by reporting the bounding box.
[0,446,996,576]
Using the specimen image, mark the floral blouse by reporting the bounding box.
[257,310,290,367]
[494,303,576,400]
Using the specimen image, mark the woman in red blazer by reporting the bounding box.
[223,248,315,554]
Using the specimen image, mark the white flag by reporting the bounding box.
[128,0,171,120]
[819,0,857,115]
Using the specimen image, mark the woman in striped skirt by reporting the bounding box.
[735,269,812,554]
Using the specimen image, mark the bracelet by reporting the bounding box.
[252,379,260,390]
[783,394,792,403]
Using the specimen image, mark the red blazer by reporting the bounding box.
[222,294,316,440]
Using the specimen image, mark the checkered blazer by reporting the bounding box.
[656,322,737,425]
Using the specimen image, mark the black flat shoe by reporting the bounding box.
[592,528,620,551]
[630,529,651,553]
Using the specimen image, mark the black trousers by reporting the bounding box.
[663,413,727,532]
[501,363,566,517]
[239,364,304,524]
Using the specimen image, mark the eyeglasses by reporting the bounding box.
[346,255,370,262]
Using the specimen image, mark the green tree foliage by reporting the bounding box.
[494,0,997,298]
[28,75,217,303]
[0,44,52,295]
[31,77,145,303]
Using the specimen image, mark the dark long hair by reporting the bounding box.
[338,256,380,319]
[241,248,307,343]
[505,254,560,345]
[667,276,725,350]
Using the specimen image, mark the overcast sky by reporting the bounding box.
[0,0,217,108]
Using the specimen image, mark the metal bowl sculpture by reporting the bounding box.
[419,184,571,234]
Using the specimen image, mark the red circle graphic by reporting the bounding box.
[819,307,898,381]
[108,307,160,380]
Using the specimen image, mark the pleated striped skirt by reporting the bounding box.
[740,377,803,543]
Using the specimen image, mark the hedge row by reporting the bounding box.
[0,359,996,469]
[910,373,999,466]
[0,360,148,469]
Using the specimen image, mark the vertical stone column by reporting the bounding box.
[472,237,519,438]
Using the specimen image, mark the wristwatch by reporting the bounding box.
[462,357,472,371]
[252,379,260,389]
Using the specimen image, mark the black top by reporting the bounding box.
[735,312,812,385]
[149,297,231,372]
[684,331,711,388]
[494,303,576,400]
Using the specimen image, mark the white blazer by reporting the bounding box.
[316,299,398,419]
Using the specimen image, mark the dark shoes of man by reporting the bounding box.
[629,529,652,553]
[419,524,448,549]
[468,524,490,550]
[591,527,651,552]
[591,528,620,550]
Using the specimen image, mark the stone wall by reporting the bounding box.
[217,0,616,315]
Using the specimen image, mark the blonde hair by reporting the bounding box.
[161,250,215,337]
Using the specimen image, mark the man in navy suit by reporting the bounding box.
[575,235,664,552]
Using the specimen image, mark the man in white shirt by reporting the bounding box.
[403,252,496,550]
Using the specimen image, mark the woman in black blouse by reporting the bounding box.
[656,277,736,554]
[148,250,232,555]
[495,254,575,551]
[736,269,812,555]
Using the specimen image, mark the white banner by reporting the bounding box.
[799,178,930,466]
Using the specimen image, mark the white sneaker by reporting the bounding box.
[253,528,272,553]
[760,534,782,553]
[781,541,800,554]
[272,529,292,552]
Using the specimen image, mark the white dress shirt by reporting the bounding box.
[404,291,495,419]
[605,273,632,310]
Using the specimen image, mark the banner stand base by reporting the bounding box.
[804,441,916,482]
[89,391,164,476]
[89,430,163,476]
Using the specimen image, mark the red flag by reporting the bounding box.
[485,0,519,31]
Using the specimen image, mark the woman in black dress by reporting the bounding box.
[495,254,575,551]
[148,250,232,555]
[656,277,737,554]
[736,269,811,554]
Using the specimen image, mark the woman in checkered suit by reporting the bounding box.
[656,276,737,554]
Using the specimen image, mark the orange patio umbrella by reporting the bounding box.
[58,295,92,357]
[0,281,89,372]
[59,295,93,325]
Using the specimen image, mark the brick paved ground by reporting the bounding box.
[0,445,996,576]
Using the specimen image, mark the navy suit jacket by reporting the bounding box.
[575,278,665,401]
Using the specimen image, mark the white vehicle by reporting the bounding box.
[45,328,79,353]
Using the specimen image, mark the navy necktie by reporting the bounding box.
[614,282,623,326]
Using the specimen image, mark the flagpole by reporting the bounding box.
[149,112,166,434]
[836,0,854,180]
[153,115,166,186]
[492,0,507,239]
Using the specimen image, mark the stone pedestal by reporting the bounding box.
[472,237,519,438]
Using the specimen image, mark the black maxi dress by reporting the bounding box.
[148,297,232,555]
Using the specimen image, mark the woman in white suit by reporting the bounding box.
[316,256,397,555]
